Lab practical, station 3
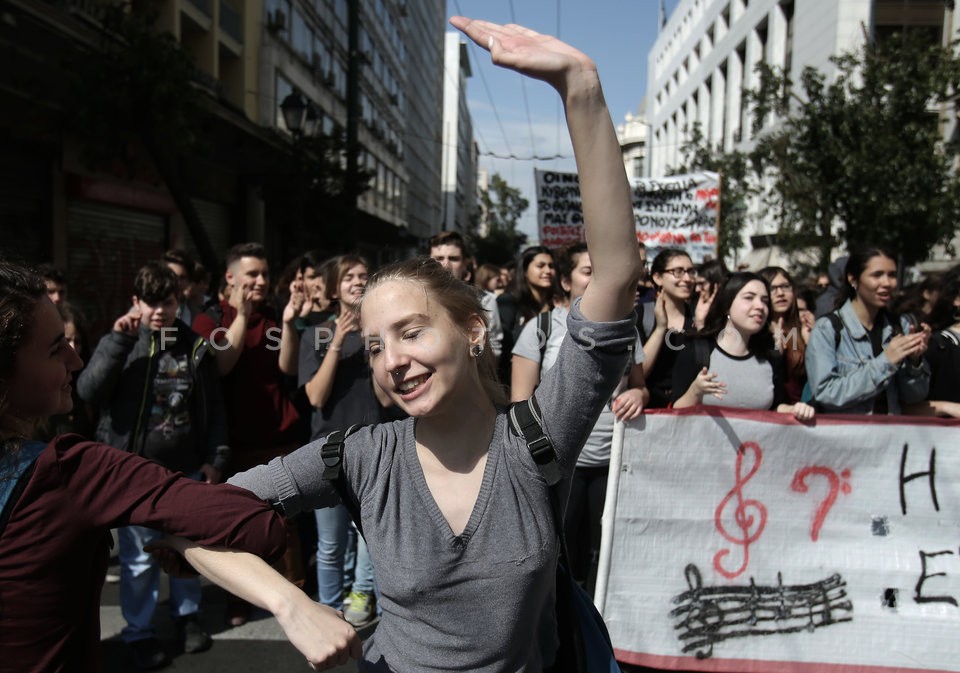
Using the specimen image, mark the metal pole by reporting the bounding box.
[594,418,626,615]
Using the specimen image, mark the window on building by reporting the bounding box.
[292,9,311,60]
[781,0,794,76]
[874,0,943,45]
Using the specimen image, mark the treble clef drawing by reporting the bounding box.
[713,442,767,579]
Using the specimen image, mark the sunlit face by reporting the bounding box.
[851,255,897,311]
[727,280,770,336]
[652,254,694,301]
[768,273,794,316]
[226,256,270,305]
[5,298,83,420]
[336,264,368,311]
[133,294,179,331]
[430,244,467,281]
[525,254,555,291]
[361,280,482,418]
[561,252,593,302]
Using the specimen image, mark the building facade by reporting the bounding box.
[645,0,953,266]
[441,32,479,235]
[617,104,650,180]
[0,0,449,336]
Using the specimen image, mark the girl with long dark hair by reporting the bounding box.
[671,272,815,419]
[759,266,808,403]
[806,247,931,414]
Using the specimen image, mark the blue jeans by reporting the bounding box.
[119,524,202,642]
[315,504,377,610]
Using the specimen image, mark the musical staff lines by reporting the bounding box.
[670,564,854,659]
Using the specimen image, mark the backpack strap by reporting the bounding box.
[637,301,656,343]
[940,329,960,348]
[508,396,561,487]
[537,311,552,363]
[693,338,713,372]
[0,440,47,536]
[319,425,365,536]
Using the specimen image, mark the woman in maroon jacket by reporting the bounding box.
[0,260,359,673]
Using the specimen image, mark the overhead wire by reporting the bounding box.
[451,0,514,160]
[508,0,539,159]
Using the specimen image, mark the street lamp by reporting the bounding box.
[304,101,320,137]
[280,89,308,134]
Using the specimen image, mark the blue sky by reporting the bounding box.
[445,0,682,240]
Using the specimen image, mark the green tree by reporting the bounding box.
[748,30,960,268]
[473,173,529,265]
[671,122,758,262]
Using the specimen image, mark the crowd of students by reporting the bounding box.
[2,14,959,673]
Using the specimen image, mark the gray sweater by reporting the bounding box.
[229,300,636,672]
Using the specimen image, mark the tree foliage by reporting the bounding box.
[67,1,205,170]
[670,122,758,262]
[749,30,960,267]
[473,173,529,265]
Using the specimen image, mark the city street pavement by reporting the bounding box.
[100,553,374,673]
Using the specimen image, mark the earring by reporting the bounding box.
[470,344,483,358]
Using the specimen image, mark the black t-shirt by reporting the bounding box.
[299,321,390,441]
[926,329,960,403]
[869,319,889,414]
[638,302,695,409]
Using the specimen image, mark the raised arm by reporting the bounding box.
[450,17,640,322]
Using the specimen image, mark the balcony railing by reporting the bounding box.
[219,1,241,43]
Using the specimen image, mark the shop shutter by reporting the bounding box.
[67,203,165,340]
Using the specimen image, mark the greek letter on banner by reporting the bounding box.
[605,408,960,673]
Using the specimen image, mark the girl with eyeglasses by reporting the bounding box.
[639,248,697,408]
[759,266,808,404]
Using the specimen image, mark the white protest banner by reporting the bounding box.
[603,408,960,673]
[534,169,719,262]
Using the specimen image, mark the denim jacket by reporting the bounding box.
[806,300,930,414]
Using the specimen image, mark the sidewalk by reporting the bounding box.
[100,558,374,672]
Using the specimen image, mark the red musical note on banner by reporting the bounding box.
[713,442,767,580]
[791,467,852,542]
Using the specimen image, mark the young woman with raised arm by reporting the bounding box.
[165,16,641,672]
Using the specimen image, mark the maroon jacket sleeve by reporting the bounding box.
[191,311,218,342]
[22,435,285,562]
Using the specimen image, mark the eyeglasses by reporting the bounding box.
[661,267,696,280]
[816,282,829,290]
[770,283,793,293]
